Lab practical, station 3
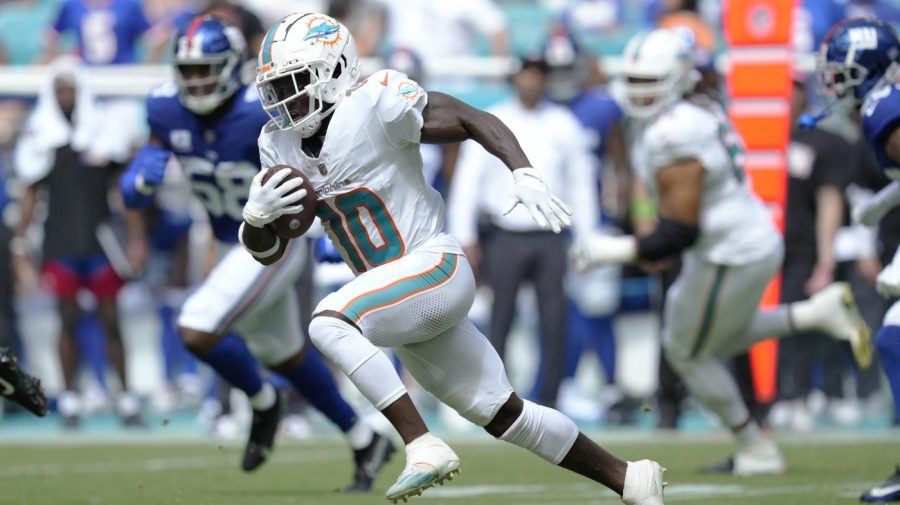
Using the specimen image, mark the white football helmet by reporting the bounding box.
[256,13,361,138]
[614,28,700,119]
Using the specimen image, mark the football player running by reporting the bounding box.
[119,15,393,491]
[817,17,900,503]
[570,28,872,475]
[240,12,666,505]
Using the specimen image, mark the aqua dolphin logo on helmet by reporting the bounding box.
[304,19,340,42]
[302,15,342,47]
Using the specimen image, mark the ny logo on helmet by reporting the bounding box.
[849,27,879,50]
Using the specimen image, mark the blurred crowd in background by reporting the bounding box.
[1,0,899,439]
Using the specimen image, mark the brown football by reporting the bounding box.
[260,165,318,240]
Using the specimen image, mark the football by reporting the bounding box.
[260,164,318,239]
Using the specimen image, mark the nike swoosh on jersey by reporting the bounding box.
[0,376,14,396]
[380,73,389,86]
[869,482,900,498]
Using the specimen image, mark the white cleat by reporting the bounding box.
[385,433,460,503]
[809,283,873,368]
[734,438,786,476]
[622,460,666,505]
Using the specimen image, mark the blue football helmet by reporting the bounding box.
[819,17,900,109]
[172,15,247,114]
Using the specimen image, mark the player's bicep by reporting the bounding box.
[655,160,704,226]
[420,92,476,144]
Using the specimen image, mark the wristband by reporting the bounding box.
[629,198,657,220]
[238,222,281,259]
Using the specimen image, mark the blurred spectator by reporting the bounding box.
[644,0,721,33]
[540,27,628,420]
[555,0,627,37]
[793,0,847,54]
[774,76,853,430]
[43,0,168,64]
[201,0,265,56]
[11,58,147,427]
[0,0,61,65]
[448,56,597,407]
[847,1,900,26]
[328,0,386,57]
[0,158,14,354]
[373,0,508,59]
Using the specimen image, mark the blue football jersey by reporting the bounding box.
[147,83,269,243]
[567,89,622,161]
[862,83,900,174]
[52,0,151,65]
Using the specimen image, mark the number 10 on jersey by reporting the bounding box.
[317,187,405,271]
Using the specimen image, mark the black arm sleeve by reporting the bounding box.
[637,218,700,262]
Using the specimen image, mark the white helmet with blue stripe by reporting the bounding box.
[614,28,700,119]
[256,12,361,138]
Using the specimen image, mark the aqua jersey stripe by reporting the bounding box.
[261,16,287,65]
[342,254,459,322]
[690,265,728,358]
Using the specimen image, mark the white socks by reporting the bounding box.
[249,381,276,411]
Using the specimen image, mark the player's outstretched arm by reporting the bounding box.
[120,135,170,209]
[570,159,701,270]
[420,92,572,232]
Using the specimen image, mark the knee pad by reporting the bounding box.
[497,400,579,464]
[308,315,406,410]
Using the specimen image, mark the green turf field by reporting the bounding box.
[0,434,897,504]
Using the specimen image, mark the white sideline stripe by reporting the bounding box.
[0,450,344,478]
[423,484,548,498]
[413,482,875,502]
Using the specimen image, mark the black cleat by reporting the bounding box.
[0,347,48,417]
[241,392,283,472]
[861,465,900,503]
[346,432,396,493]
[700,456,735,474]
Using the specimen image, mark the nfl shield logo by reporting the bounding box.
[318,163,328,176]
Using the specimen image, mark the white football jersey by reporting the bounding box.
[258,69,462,275]
[632,97,781,266]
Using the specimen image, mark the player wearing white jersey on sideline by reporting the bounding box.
[238,12,666,505]
[570,28,873,475]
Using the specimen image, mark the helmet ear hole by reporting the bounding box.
[332,55,346,79]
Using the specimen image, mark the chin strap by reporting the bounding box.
[798,97,840,131]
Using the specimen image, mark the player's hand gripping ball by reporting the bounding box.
[259,165,318,239]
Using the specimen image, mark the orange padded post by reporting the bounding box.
[723,0,796,404]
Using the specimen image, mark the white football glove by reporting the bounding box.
[242,168,306,228]
[853,200,889,227]
[877,259,900,299]
[569,233,638,272]
[853,181,900,227]
[503,167,573,233]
